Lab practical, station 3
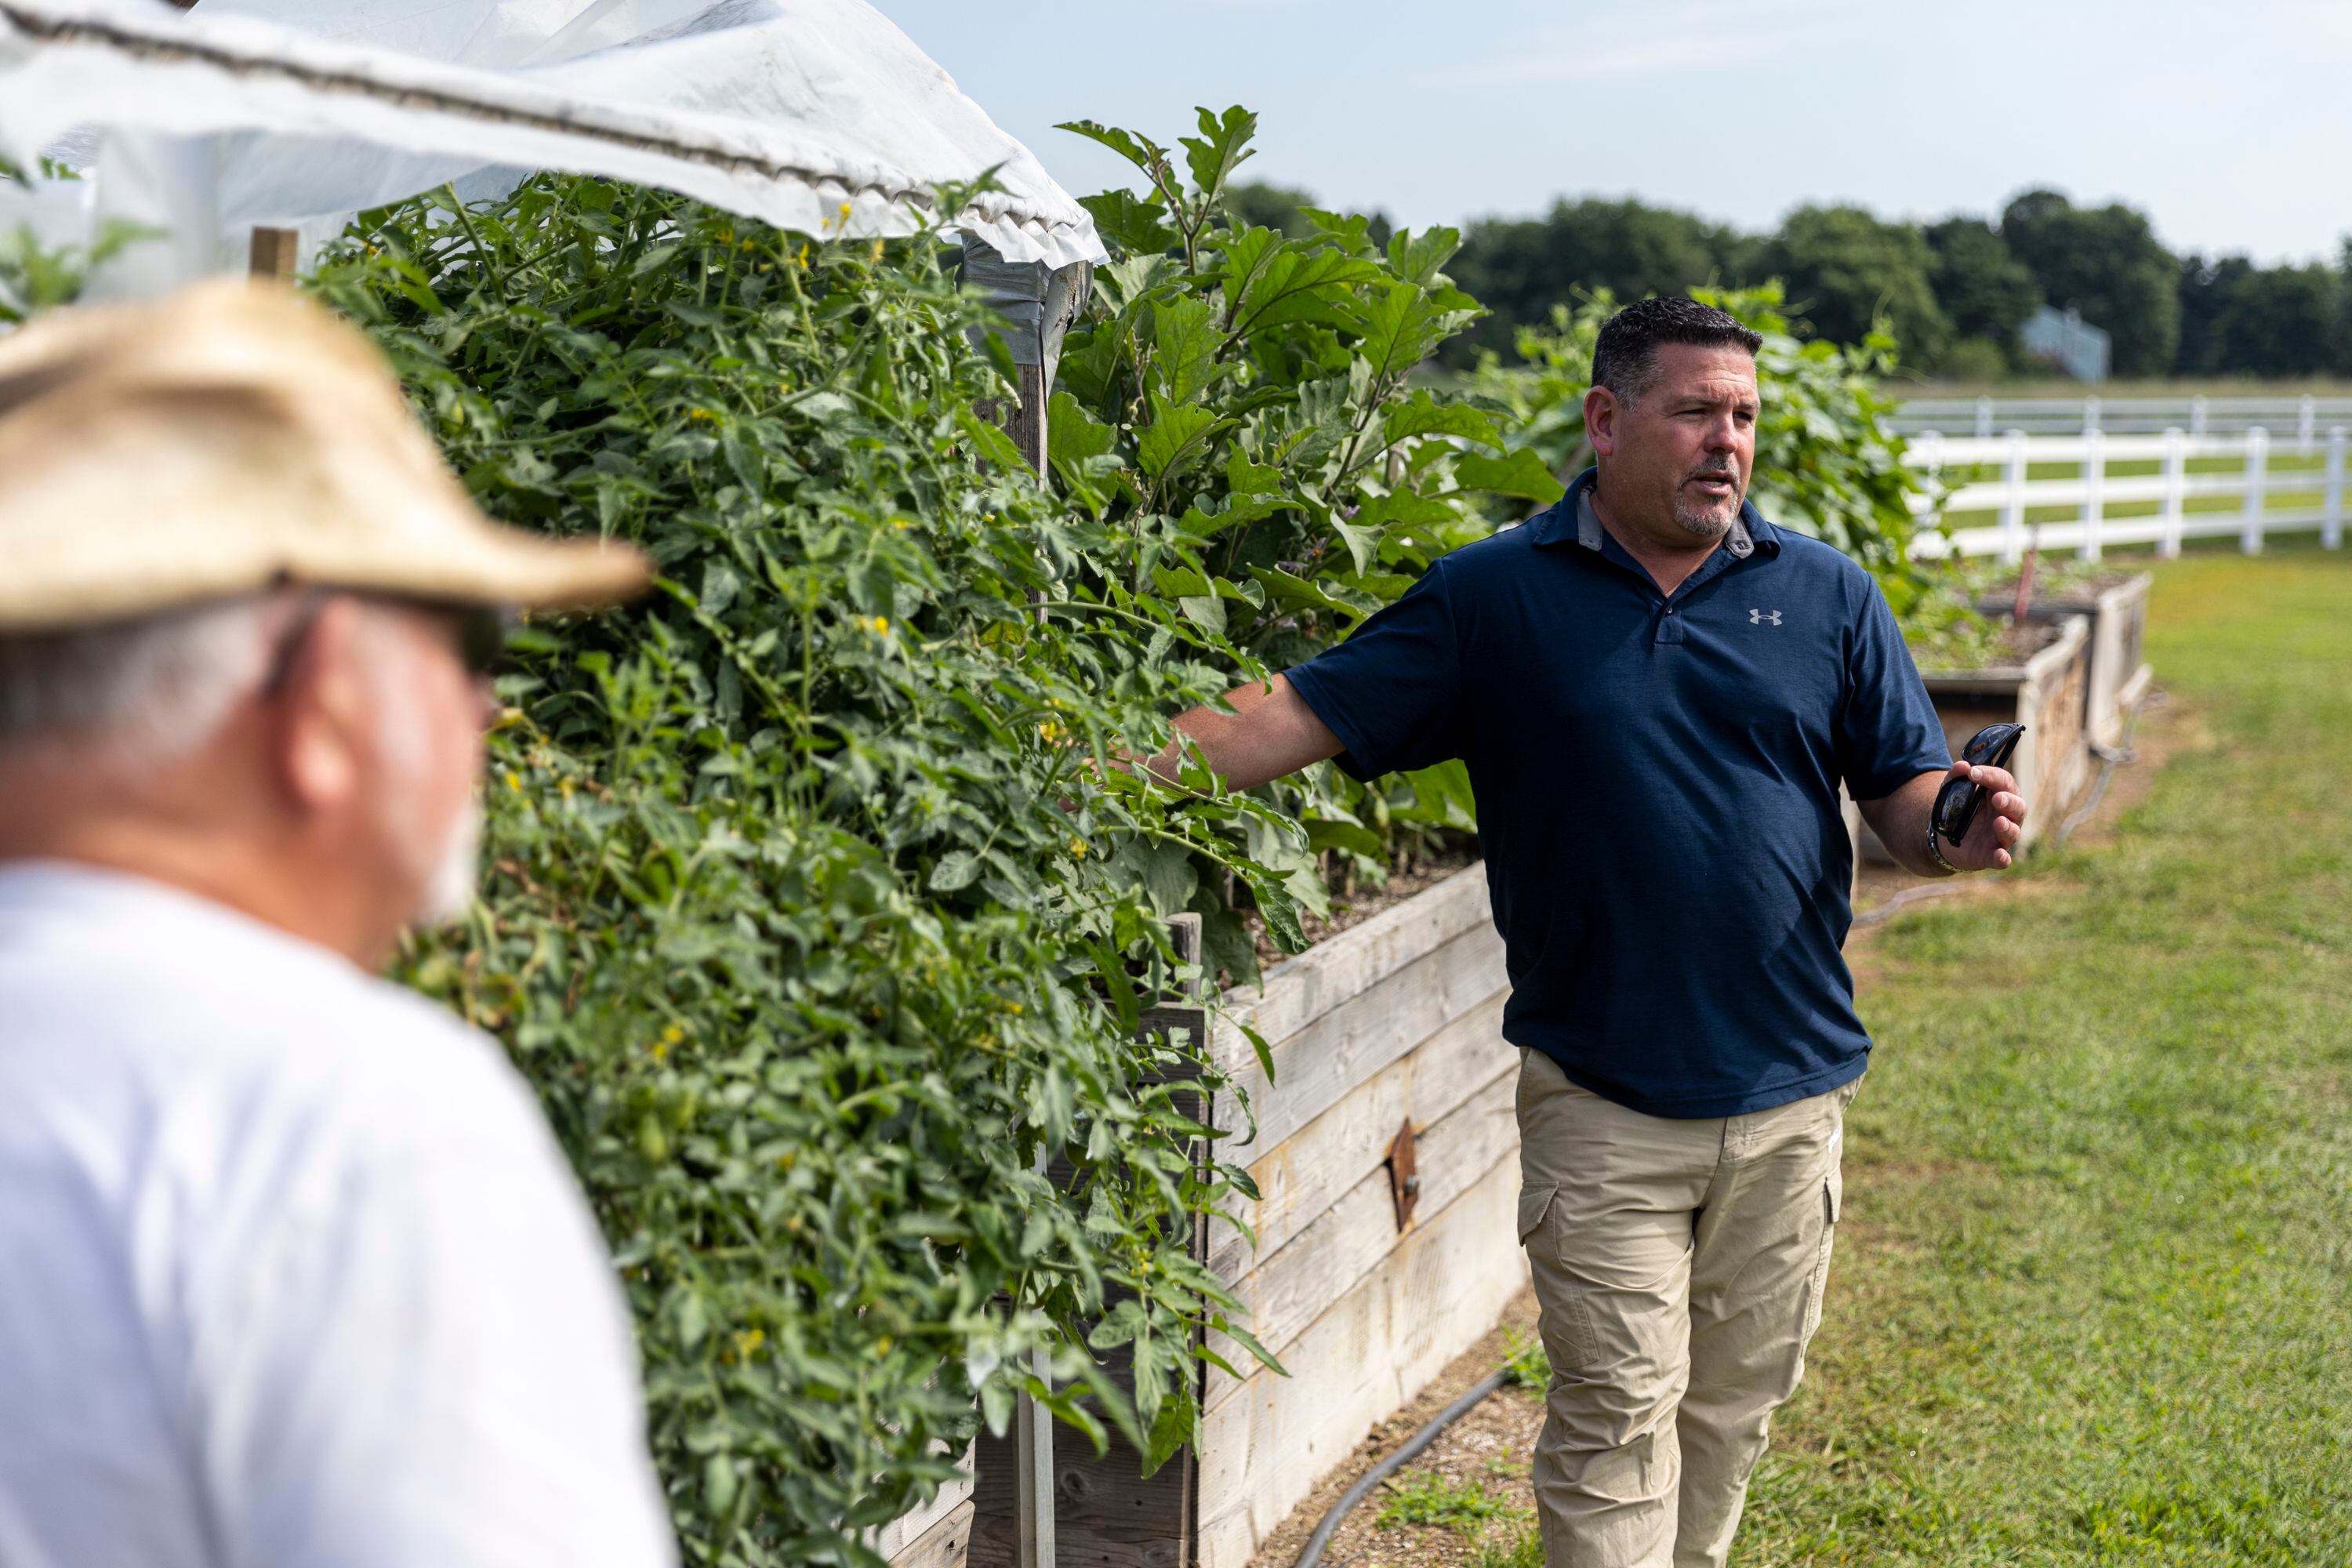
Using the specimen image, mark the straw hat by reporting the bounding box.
[0,279,651,633]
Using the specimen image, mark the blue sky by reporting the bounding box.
[875,0,2350,266]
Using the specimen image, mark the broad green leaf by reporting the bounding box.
[1178,593,1226,635]
[1455,447,1569,503]
[1330,513,1381,575]
[1078,188,1175,257]
[1385,389,1504,450]
[1247,565,1358,619]
[1306,818,1384,858]
[1230,245,1384,339]
[1298,205,1382,255]
[1151,295,1224,405]
[1178,490,1291,539]
[1136,394,1225,485]
[1345,280,1451,387]
[1056,119,1170,181]
[1179,105,1258,204]
[1385,225,1461,287]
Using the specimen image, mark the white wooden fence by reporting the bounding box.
[1893,394,2352,441]
[1907,427,2351,561]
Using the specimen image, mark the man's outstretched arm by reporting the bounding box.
[1146,675,1345,793]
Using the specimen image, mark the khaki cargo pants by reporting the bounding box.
[1515,1048,1857,1568]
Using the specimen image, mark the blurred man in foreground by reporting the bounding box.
[0,281,676,1567]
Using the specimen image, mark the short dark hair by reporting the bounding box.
[1590,296,1762,407]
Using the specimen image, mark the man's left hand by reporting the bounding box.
[1940,760,2027,871]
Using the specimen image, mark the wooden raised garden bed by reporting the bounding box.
[1920,612,2096,854]
[953,864,1524,1568]
[1976,572,2154,753]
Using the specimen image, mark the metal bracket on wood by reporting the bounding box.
[1386,1118,1421,1232]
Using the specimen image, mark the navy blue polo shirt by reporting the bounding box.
[1285,470,1949,1119]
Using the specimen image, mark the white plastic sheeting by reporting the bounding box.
[0,0,1105,285]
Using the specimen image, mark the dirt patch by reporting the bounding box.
[1246,1288,1544,1568]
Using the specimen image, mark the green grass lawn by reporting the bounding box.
[1733,543,2352,1563]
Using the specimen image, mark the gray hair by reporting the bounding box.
[0,595,274,769]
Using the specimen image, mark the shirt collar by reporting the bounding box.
[1524,467,1777,558]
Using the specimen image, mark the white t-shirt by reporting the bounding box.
[0,862,678,1568]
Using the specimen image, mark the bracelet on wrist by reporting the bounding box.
[1926,818,1961,875]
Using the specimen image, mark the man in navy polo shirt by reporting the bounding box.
[1149,297,2027,1566]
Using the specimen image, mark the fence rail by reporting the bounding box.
[1907,426,2350,561]
[1893,394,2352,441]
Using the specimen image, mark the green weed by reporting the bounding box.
[1375,1471,1522,1534]
[1501,1326,1551,1391]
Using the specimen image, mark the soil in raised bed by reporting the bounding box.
[1973,562,2145,609]
[1916,612,2065,674]
[1244,844,1482,974]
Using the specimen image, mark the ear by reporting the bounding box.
[270,597,373,818]
[1584,384,1621,458]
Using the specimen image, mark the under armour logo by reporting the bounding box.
[1750,608,1783,626]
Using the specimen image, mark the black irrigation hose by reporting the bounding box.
[1291,1370,1511,1568]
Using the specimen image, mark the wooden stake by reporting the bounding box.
[248,226,299,281]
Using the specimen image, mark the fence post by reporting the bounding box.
[2326,427,2346,550]
[2083,395,2100,437]
[2299,394,2318,452]
[1975,395,1994,440]
[2081,429,2104,561]
[2241,427,2268,555]
[2000,428,2029,565]
[2161,427,2187,558]
[2190,396,2208,437]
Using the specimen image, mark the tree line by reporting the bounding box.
[1227,183,2350,382]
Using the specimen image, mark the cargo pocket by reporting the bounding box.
[1517,1181,1557,1250]
[1517,1181,1602,1374]
[1799,1167,1841,1344]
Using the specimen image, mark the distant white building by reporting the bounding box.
[2022,305,2111,383]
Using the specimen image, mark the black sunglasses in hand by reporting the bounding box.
[1933,723,2025,848]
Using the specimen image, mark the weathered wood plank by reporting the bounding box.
[1192,1153,1529,1568]
[887,1498,975,1568]
[1207,864,1494,1080]
[1206,990,1512,1283]
[1203,1065,1517,1412]
[1215,924,1508,1160]
[868,1450,975,1559]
